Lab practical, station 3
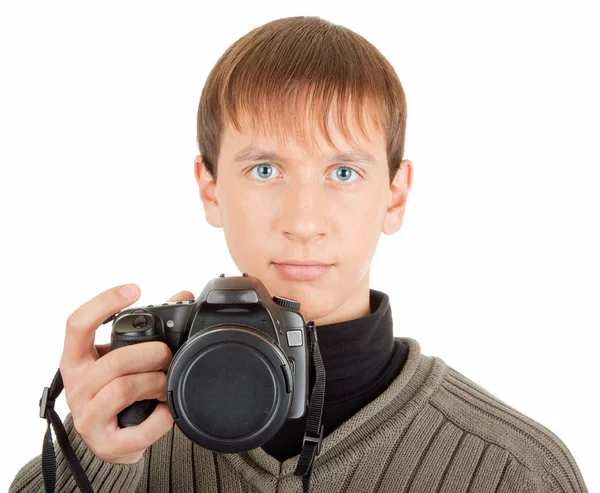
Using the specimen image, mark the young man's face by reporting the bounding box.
[194,104,412,326]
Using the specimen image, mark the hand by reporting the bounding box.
[58,284,195,464]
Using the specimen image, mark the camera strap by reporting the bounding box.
[39,369,94,493]
[39,321,325,493]
[293,320,326,493]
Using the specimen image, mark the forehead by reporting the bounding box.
[220,94,386,163]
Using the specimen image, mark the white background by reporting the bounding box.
[1,1,598,491]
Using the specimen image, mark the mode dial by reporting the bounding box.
[272,296,301,310]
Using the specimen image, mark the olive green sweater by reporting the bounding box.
[9,337,588,492]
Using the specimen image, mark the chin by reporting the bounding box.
[274,280,339,320]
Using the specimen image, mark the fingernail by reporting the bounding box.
[120,284,139,298]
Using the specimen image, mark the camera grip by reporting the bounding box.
[118,399,158,428]
[110,335,163,428]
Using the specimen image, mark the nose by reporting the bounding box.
[279,179,329,244]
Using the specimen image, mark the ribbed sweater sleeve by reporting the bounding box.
[429,366,588,493]
[9,412,145,493]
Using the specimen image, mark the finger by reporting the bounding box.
[80,341,172,399]
[95,342,111,359]
[111,402,173,456]
[89,371,168,427]
[167,290,195,302]
[62,284,141,369]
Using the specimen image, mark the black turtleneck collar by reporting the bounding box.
[315,288,395,401]
[261,288,410,462]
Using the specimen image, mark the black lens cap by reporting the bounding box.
[166,327,292,453]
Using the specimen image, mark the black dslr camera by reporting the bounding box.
[109,273,310,453]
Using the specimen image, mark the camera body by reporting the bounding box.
[109,273,309,453]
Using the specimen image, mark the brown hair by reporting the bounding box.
[196,16,407,184]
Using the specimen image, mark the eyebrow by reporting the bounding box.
[232,146,377,166]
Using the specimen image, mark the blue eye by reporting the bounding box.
[249,164,360,184]
[333,166,359,183]
[249,163,280,180]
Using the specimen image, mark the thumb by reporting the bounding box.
[167,290,195,302]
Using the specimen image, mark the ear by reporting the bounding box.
[382,159,413,235]
[194,154,222,228]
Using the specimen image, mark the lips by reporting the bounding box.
[272,262,333,281]
[273,259,331,265]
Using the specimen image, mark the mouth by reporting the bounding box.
[271,261,333,281]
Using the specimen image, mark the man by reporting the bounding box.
[10,15,588,493]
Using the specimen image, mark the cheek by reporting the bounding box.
[343,190,384,231]
[222,191,270,250]
[341,193,386,256]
